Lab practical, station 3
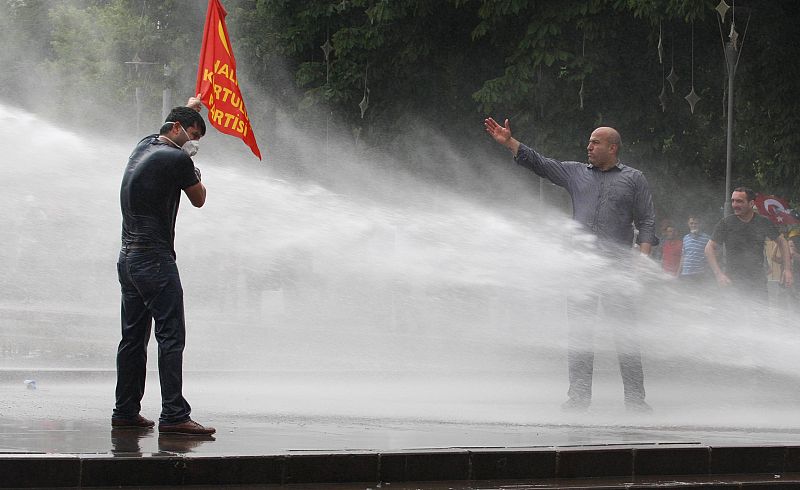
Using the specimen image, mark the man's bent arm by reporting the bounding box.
[184,182,206,207]
[705,239,726,281]
[632,173,656,253]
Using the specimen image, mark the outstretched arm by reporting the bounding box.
[484,118,521,156]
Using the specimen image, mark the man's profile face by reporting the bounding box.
[173,122,203,146]
[731,191,753,216]
[587,130,615,166]
[185,123,203,141]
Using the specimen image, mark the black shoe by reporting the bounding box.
[561,398,590,412]
[111,414,155,429]
[625,400,653,413]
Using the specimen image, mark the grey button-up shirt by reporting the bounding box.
[515,143,656,248]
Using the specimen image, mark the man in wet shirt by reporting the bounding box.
[113,99,215,436]
[484,118,656,413]
[705,187,793,303]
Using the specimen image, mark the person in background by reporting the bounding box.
[765,229,788,308]
[788,228,800,310]
[705,187,793,304]
[660,223,682,276]
[678,215,711,285]
[484,117,656,413]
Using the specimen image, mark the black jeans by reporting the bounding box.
[114,248,191,425]
[565,293,645,405]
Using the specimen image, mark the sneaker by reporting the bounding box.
[111,414,155,429]
[625,400,653,413]
[158,419,216,436]
[561,398,590,412]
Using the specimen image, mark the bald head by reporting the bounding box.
[597,127,621,146]
[587,127,622,170]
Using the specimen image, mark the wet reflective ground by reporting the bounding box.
[6,372,800,489]
[4,370,800,456]
[5,415,800,457]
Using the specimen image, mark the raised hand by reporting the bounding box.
[484,117,520,155]
[187,93,203,112]
[484,117,512,145]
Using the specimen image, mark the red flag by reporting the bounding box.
[755,193,800,225]
[196,0,262,159]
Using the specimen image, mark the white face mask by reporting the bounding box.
[163,122,200,157]
[178,126,200,157]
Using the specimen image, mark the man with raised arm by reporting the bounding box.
[484,117,656,412]
[112,96,215,436]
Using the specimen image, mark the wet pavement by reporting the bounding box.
[5,369,800,456]
[5,371,800,488]
[6,412,800,457]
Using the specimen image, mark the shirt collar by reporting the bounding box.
[587,160,624,171]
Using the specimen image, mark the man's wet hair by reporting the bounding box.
[160,106,206,136]
[733,186,756,202]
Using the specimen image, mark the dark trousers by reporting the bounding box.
[114,249,191,425]
[565,293,645,404]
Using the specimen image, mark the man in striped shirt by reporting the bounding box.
[678,215,711,284]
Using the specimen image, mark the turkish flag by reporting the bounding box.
[754,193,800,225]
[196,0,262,160]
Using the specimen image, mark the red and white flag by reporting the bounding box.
[755,193,799,225]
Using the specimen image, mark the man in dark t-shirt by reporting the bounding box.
[113,100,215,436]
[705,187,793,301]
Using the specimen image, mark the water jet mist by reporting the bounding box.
[2,102,800,431]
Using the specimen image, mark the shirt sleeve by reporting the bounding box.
[710,218,727,244]
[514,143,573,189]
[632,172,656,245]
[174,154,200,190]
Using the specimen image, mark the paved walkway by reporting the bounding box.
[4,369,800,456]
[5,373,800,488]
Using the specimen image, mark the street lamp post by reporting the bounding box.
[723,39,737,217]
[125,55,160,134]
[162,64,173,122]
[716,0,748,217]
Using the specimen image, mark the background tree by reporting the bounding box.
[1,0,798,220]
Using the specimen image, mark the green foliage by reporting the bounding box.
[1,0,204,132]
[0,0,53,105]
[2,0,800,213]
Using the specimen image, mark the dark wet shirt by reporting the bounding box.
[710,213,778,284]
[119,135,199,254]
[515,143,656,248]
